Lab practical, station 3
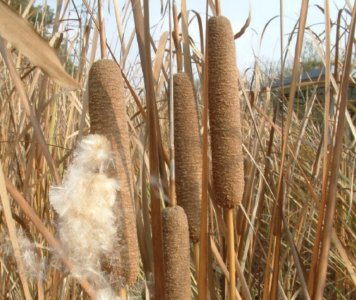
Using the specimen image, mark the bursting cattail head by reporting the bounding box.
[49,134,119,280]
[73,134,115,173]
[95,287,121,300]
[89,59,140,285]
[173,72,202,243]
[207,16,244,208]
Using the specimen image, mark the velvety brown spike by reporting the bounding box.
[88,59,139,285]
[162,206,191,300]
[173,72,202,243]
[207,16,244,208]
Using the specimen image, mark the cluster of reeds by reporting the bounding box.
[0,0,355,299]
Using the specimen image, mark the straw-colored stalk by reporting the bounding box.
[207,15,245,299]
[88,59,140,286]
[162,206,191,299]
[173,72,202,243]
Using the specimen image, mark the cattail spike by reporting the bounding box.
[207,16,244,208]
[162,206,191,299]
[174,72,202,243]
[89,59,140,286]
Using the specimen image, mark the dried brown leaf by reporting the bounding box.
[0,2,79,90]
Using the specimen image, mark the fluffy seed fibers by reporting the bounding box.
[49,134,119,280]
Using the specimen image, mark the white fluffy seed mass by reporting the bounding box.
[49,134,120,278]
[95,287,121,300]
[17,229,46,281]
[0,228,46,281]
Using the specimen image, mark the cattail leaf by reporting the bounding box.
[0,2,80,90]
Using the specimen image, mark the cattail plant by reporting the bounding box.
[159,71,192,299]
[207,15,245,299]
[49,134,119,283]
[161,205,191,299]
[88,59,140,287]
[173,72,202,243]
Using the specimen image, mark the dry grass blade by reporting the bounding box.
[0,2,79,89]
[307,0,332,294]
[331,229,356,287]
[234,8,251,39]
[0,163,31,300]
[153,32,169,86]
[198,4,210,299]
[130,0,166,297]
[181,0,193,79]
[313,3,356,297]
[281,215,310,300]
[0,38,61,185]
[263,1,309,298]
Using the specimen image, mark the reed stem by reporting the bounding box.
[227,208,236,300]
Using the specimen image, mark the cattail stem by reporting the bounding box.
[194,242,200,274]
[98,0,106,58]
[227,209,236,300]
[215,0,221,16]
[198,44,209,300]
[169,0,176,207]
[198,5,210,296]
[119,288,127,300]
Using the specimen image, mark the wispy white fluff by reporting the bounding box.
[0,228,46,281]
[17,229,46,280]
[49,134,119,279]
[95,287,121,300]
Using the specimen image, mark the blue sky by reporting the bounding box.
[41,0,347,71]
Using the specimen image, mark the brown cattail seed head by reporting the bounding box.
[174,72,202,243]
[162,206,191,300]
[88,59,140,285]
[207,16,244,208]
